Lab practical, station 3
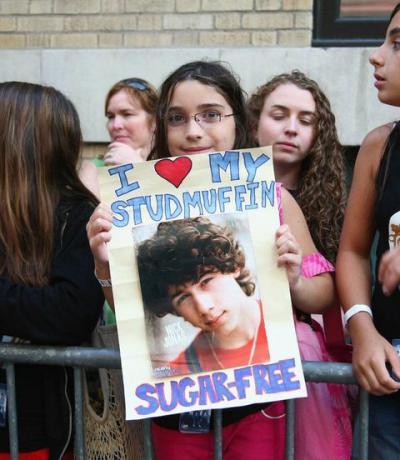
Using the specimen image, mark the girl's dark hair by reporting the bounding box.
[0,81,98,286]
[390,3,400,22]
[149,60,255,160]
[248,70,346,262]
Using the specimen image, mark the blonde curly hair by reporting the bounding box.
[248,70,346,262]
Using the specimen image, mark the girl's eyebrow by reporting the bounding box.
[270,104,289,111]
[167,103,225,111]
[270,104,315,116]
[389,27,400,37]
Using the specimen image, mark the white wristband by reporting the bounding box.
[94,271,112,288]
[344,304,373,326]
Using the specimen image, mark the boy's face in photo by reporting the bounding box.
[167,270,248,337]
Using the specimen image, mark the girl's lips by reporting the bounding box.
[374,79,385,90]
[374,74,385,89]
[275,142,297,151]
[181,146,213,154]
[113,136,130,142]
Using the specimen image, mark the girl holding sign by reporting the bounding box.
[337,3,400,457]
[87,61,336,460]
[248,72,351,459]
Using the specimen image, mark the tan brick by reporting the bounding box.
[251,30,277,45]
[121,15,138,30]
[51,33,98,47]
[63,16,88,32]
[295,11,312,28]
[215,13,241,30]
[99,32,123,47]
[282,0,312,10]
[137,15,162,31]
[0,34,25,48]
[18,16,64,32]
[201,0,252,11]
[0,1,29,14]
[54,0,100,14]
[124,32,173,47]
[242,12,293,29]
[176,0,201,13]
[101,0,125,13]
[125,0,175,13]
[173,31,199,45]
[26,33,51,47]
[30,0,53,14]
[278,29,311,46]
[64,15,134,32]
[0,17,16,32]
[255,0,281,10]
[164,14,213,30]
[86,16,126,31]
[199,31,250,46]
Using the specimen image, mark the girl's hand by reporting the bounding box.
[378,246,400,295]
[350,317,400,395]
[276,224,302,291]
[86,203,112,272]
[104,141,147,165]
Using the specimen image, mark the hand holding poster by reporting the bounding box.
[97,147,306,420]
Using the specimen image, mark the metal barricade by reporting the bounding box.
[0,344,368,460]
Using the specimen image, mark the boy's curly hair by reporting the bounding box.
[137,217,255,317]
[248,70,346,262]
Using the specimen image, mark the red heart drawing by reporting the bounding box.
[154,157,192,188]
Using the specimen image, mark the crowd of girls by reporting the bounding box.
[3,3,400,457]
[87,61,347,460]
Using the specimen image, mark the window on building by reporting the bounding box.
[313,0,398,47]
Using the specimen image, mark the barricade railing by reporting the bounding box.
[0,344,368,460]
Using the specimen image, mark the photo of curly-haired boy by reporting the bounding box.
[136,214,270,378]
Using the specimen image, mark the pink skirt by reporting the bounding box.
[295,319,353,460]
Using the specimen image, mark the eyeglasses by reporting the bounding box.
[166,110,236,128]
[121,78,149,92]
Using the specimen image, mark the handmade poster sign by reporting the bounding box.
[97,147,307,420]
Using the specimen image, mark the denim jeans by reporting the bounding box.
[352,393,400,460]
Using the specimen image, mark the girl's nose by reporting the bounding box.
[185,117,203,140]
[111,115,124,130]
[369,44,384,67]
[284,117,298,135]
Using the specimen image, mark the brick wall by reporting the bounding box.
[0,0,313,48]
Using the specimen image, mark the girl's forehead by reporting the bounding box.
[388,10,400,33]
[265,83,315,109]
[168,80,231,108]
[109,89,140,108]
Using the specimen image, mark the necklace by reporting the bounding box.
[206,319,260,369]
